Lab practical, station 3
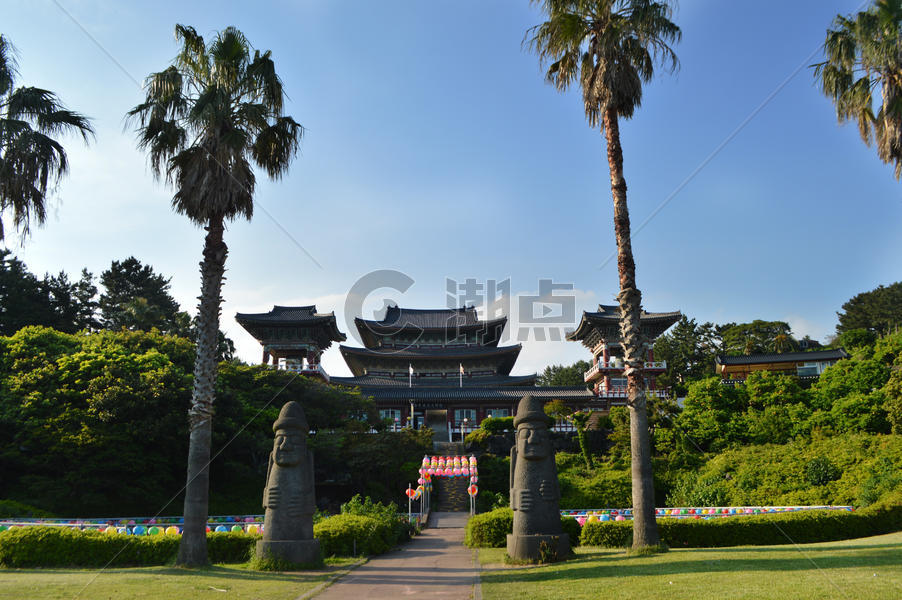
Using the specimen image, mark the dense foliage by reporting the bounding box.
[0,326,374,516]
[836,282,902,335]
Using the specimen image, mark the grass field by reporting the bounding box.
[478,532,902,600]
[0,558,359,600]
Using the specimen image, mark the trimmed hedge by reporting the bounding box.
[465,493,902,549]
[464,508,582,548]
[0,528,256,568]
[581,500,902,548]
[314,514,396,557]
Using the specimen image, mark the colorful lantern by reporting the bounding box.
[104,526,117,534]
[467,484,478,497]
[469,455,477,466]
[165,526,180,535]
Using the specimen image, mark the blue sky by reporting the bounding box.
[3,0,900,376]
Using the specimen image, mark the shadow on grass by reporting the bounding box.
[3,565,332,583]
[479,545,902,584]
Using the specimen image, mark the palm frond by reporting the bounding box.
[251,116,302,178]
[0,34,18,98]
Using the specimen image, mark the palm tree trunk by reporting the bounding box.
[602,107,660,548]
[177,216,228,566]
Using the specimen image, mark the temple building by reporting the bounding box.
[716,348,848,383]
[329,306,593,439]
[567,304,681,409]
[236,305,346,381]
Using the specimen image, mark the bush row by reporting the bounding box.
[465,493,902,549]
[0,528,254,568]
[464,508,582,548]
[0,510,417,567]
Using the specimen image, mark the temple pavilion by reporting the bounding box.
[329,306,594,439]
[567,304,681,409]
[235,305,346,380]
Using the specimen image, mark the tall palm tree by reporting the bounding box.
[814,0,902,179]
[127,25,302,566]
[528,0,679,549]
[0,35,93,241]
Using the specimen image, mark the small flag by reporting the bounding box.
[409,364,414,375]
[459,363,465,375]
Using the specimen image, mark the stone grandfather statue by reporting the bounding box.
[256,401,321,564]
[507,394,570,561]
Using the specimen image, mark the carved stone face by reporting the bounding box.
[273,430,304,466]
[516,424,550,460]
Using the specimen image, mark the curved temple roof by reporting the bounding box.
[567,304,681,347]
[236,305,347,344]
[354,305,507,348]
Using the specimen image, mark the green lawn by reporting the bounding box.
[0,558,359,600]
[478,532,902,600]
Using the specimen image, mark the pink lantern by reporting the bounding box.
[615,515,625,521]
[577,517,586,526]
[461,467,469,476]
[452,467,461,476]
[417,478,425,485]
[470,475,478,483]
[467,484,478,497]
[443,468,452,476]
[469,455,477,466]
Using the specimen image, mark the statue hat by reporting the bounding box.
[273,401,308,432]
[513,394,547,427]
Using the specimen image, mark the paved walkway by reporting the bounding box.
[312,512,480,599]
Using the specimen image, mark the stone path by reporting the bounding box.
[311,512,480,600]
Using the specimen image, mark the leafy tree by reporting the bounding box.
[835,282,902,335]
[674,377,747,452]
[719,320,795,355]
[810,358,890,410]
[127,25,303,565]
[528,0,680,549]
[99,257,182,332]
[544,400,593,469]
[653,316,718,396]
[537,360,591,386]
[0,250,98,334]
[0,35,93,241]
[814,0,902,179]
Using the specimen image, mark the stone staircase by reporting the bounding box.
[434,475,469,512]
[432,441,465,455]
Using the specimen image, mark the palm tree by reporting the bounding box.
[0,35,93,241]
[127,25,302,566]
[528,0,679,549]
[814,0,902,179]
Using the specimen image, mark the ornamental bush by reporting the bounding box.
[0,527,257,568]
[464,508,583,548]
[480,417,514,434]
[314,514,394,557]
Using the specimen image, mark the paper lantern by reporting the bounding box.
[406,488,417,499]
[461,467,469,476]
[600,514,610,522]
[615,515,625,521]
[104,526,117,534]
[214,525,228,532]
[422,456,430,466]
[467,484,478,497]
[148,526,162,535]
[576,517,586,526]
[133,525,146,535]
[427,468,435,475]
[165,526,180,535]
[469,456,477,466]
[247,524,259,534]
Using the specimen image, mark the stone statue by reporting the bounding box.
[256,401,321,564]
[507,394,570,561]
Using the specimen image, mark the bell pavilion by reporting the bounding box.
[236,305,346,380]
[566,304,681,409]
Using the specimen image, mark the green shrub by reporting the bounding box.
[464,508,583,548]
[481,417,514,434]
[560,517,582,547]
[0,527,259,568]
[580,519,632,547]
[805,456,841,486]
[314,514,393,557]
[465,428,490,446]
[464,507,512,547]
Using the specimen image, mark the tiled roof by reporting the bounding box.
[339,344,521,359]
[330,373,539,388]
[566,304,681,343]
[349,385,594,401]
[235,305,347,342]
[716,348,848,366]
[371,306,480,328]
